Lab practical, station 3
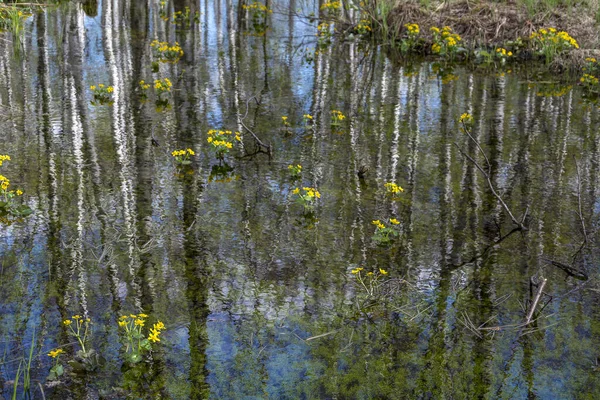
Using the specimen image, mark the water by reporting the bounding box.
[1,1,600,398]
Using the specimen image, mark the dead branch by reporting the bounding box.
[526,277,547,324]
[454,142,526,230]
[239,96,272,157]
[573,156,588,243]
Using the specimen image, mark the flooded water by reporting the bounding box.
[1,0,600,398]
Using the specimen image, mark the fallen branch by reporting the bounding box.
[239,96,272,157]
[526,277,547,325]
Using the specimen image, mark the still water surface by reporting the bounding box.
[1,0,600,398]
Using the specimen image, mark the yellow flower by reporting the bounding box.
[16,190,23,196]
[379,268,388,275]
[135,319,145,327]
[48,349,64,358]
[148,330,161,343]
[153,321,165,331]
[107,86,114,93]
[390,218,400,225]
[119,315,128,320]
[72,315,82,320]
[90,85,96,90]
[63,320,72,326]
[367,272,374,276]
[351,267,364,274]
[292,188,300,194]
[118,320,127,327]
[186,149,195,156]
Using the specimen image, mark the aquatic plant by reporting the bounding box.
[330,110,345,126]
[529,28,578,63]
[154,78,172,97]
[580,73,599,90]
[47,348,65,381]
[400,23,420,53]
[320,1,341,14]
[288,164,302,180]
[372,219,400,245]
[495,47,513,62]
[158,0,168,21]
[64,315,91,353]
[303,114,314,126]
[118,314,165,363]
[355,19,372,36]
[384,182,404,200]
[209,163,238,183]
[90,84,114,106]
[171,148,195,165]
[583,57,600,75]
[317,23,333,49]
[292,187,321,212]
[0,156,31,219]
[172,7,192,26]
[151,40,184,63]
[242,1,272,35]
[430,26,462,59]
[207,129,240,160]
[350,267,389,297]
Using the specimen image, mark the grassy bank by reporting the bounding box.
[352,0,600,71]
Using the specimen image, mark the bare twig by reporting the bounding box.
[454,142,526,230]
[525,277,547,324]
[573,156,588,243]
[239,96,271,156]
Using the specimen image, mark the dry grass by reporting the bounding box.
[386,0,600,48]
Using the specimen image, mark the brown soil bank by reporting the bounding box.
[385,0,600,69]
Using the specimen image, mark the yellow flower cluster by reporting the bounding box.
[172,148,195,157]
[242,2,272,13]
[0,154,10,167]
[154,78,172,94]
[148,321,165,343]
[530,28,579,49]
[351,267,388,276]
[331,110,345,121]
[405,23,419,35]
[496,48,513,57]
[384,182,404,194]
[293,187,321,199]
[151,40,184,63]
[317,23,330,36]
[320,1,341,11]
[47,348,64,358]
[0,174,9,191]
[281,116,290,127]
[535,85,572,97]
[372,219,385,229]
[459,113,474,125]
[356,19,371,33]
[139,80,150,90]
[90,83,113,92]
[431,26,461,54]
[288,164,302,172]
[580,73,599,86]
[585,57,597,63]
[207,130,240,158]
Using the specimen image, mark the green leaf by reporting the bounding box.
[140,339,152,351]
[129,352,143,363]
